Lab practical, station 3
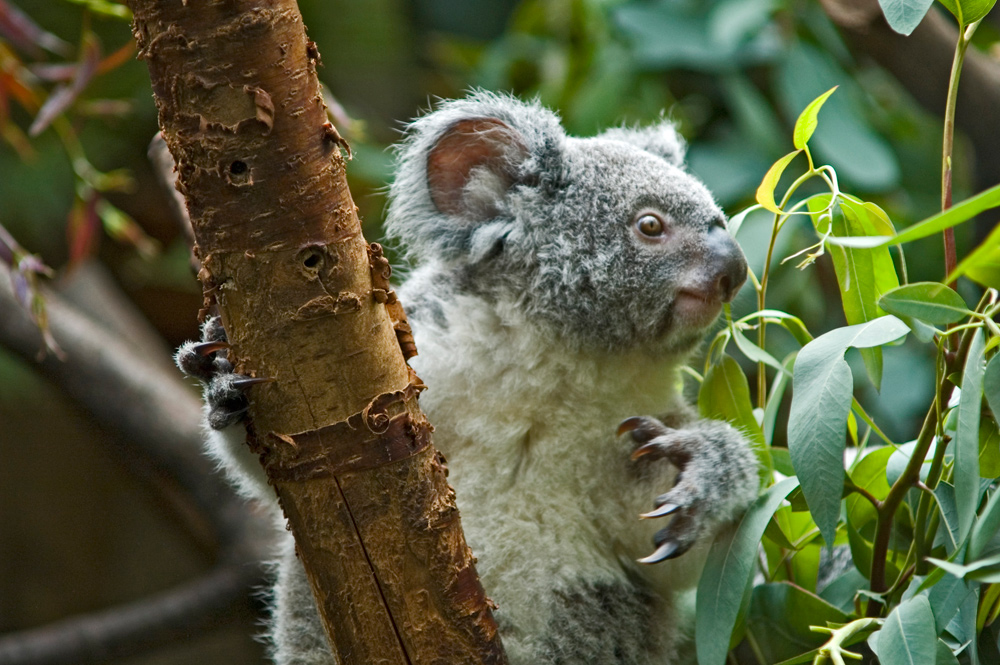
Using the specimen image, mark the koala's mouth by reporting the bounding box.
[673,289,724,330]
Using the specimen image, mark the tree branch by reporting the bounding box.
[126,2,506,663]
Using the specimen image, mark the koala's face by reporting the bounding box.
[386,93,747,354]
[517,138,747,353]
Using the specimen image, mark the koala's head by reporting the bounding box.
[386,91,747,354]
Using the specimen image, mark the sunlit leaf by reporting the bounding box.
[793,86,836,150]
[697,477,799,665]
[755,150,801,214]
[938,0,998,25]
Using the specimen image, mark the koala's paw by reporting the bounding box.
[175,317,269,430]
[619,415,746,564]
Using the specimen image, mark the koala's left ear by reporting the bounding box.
[599,121,687,168]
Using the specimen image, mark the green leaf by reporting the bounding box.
[745,582,850,664]
[847,446,895,530]
[969,486,1000,560]
[877,0,936,35]
[956,330,986,543]
[696,477,799,665]
[699,354,766,449]
[828,183,1000,248]
[979,419,1000,478]
[938,0,998,25]
[879,283,972,325]
[949,222,1000,289]
[788,316,910,544]
[872,595,937,665]
[793,86,837,150]
[756,150,801,214]
[814,195,901,388]
[985,353,1000,426]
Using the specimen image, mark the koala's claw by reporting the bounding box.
[640,502,679,519]
[619,415,715,564]
[637,540,680,565]
[191,340,230,356]
[176,317,269,430]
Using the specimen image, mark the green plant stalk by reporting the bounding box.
[941,20,981,284]
[867,321,979,615]
[757,168,822,408]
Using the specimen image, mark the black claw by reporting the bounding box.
[191,340,230,356]
[637,541,680,564]
[640,503,679,519]
[232,376,274,390]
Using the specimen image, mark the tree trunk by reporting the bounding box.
[126,2,506,663]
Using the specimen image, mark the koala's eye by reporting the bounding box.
[635,213,665,237]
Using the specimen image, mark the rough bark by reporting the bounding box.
[126,2,505,664]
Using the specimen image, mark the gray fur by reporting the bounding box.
[176,91,758,664]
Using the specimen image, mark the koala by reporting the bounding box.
[176,91,759,665]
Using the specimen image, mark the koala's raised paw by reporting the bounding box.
[618,416,731,565]
[175,317,270,430]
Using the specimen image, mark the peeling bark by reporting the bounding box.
[126,2,505,663]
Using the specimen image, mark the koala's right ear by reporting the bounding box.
[386,92,564,262]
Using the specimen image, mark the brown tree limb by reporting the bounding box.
[0,563,260,665]
[126,2,505,663]
[0,259,270,662]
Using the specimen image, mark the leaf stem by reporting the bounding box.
[757,170,823,408]
[941,20,981,286]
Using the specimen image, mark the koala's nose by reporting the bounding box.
[708,224,748,303]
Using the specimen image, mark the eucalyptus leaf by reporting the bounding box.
[937,0,998,25]
[699,354,766,448]
[949,222,1000,289]
[879,283,971,325]
[956,330,986,543]
[756,150,801,213]
[827,183,1000,248]
[793,86,837,150]
[872,595,937,665]
[985,354,1000,426]
[696,477,799,665]
[877,0,936,35]
[788,316,909,544]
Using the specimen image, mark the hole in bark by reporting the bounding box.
[296,246,325,276]
[224,160,252,187]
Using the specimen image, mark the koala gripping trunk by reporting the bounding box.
[127,2,506,664]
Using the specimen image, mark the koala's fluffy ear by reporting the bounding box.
[426,117,529,219]
[599,121,687,168]
[386,92,564,262]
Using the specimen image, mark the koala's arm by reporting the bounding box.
[623,405,759,563]
[175,316,274,505]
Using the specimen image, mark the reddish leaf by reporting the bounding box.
[67,191,101,264]
[0,0,71,57]
[29,34,101,136]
